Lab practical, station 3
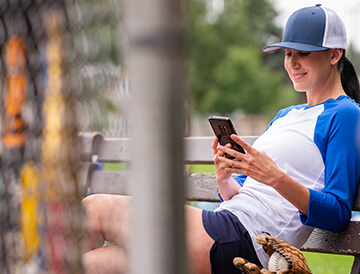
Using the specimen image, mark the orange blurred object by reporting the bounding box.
[2,35,27,148]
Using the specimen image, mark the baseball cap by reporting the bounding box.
[263,4,347,52]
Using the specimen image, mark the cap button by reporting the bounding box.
[316,4,322,6]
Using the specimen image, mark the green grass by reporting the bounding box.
[303,252,353,273]
[188,164,215,173]
[103,162,127,171]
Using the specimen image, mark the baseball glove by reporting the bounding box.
[233,234,312,274]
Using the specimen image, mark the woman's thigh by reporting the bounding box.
[185,205,214,274]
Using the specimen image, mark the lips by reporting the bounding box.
[292,72,307,80]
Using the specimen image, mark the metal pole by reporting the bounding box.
[125,0,186,273]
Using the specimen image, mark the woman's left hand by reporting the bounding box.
[218,134,281,188]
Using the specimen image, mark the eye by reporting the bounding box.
[299,52,310,57]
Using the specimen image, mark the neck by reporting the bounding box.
[306,70,346,106]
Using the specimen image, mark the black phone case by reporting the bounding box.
[208,116,245,157]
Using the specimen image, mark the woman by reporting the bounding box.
[82,5,360,273]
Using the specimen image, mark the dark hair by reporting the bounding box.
[339,51,360,103]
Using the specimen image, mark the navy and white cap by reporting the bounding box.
[263,4,347,52]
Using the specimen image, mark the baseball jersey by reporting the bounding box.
[216,95,360,267]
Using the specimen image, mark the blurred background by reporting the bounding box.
[66,0,360,138]
[0,0,359,273]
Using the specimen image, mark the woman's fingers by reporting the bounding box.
[213,136,235,158]
[212,137,218,154]
[216,135,257,159]
[218,145,245,161]
[230,135,254,153]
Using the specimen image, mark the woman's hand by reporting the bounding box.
[212,137,233,184]
[217,134,280,187]
[212,137,242,200]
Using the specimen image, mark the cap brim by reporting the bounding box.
[263,42,329,52]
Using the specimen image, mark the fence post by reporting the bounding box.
[125,1,187,273]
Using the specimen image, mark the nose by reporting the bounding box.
[286,54,300,69]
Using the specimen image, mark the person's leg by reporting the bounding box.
[82,194,133,251]
[82,194,132,273]
[83,244,128,274]
[185,205,214,274]
[82,194,214,274]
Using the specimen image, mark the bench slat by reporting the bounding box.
[88,171,220,202]
[97,137,131,163]
[183,136,258,164]
[93,136,258,164]
[186,173,219,201]
[301,222,360,255]
[89,170,132,195]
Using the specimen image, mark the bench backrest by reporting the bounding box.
[79,133,360,258]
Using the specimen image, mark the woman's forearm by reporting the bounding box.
[217,177,241,201]
[271,170,310,215]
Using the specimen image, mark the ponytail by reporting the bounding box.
[339,51,360,104]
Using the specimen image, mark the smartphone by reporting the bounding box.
[208,116,245,159]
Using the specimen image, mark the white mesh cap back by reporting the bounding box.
[321,6,347,50]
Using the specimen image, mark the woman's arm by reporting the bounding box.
[300,107,360,232]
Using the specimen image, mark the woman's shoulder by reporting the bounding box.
[324,95,360,120]
[275,104,307,118]
[268,104,307,127]
[317,96,360,136]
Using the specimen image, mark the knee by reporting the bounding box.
[82,194,104,217]
[82,194,109,230]
[82,194,132,229]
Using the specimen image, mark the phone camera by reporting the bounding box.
[218,124,229,136]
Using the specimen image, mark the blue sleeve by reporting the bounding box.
[300,105,360,232]
[234,174,247,187]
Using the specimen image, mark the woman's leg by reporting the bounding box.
[185,205,214,274]
[83,244,128,274]
[82,194,133,273]
[82,194,214,274]
[82,194,133,250]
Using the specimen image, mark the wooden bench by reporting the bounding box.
[79,132,360,273]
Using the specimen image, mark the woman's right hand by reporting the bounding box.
[212,137,241,200]
[212,137,234,184]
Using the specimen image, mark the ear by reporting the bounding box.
[329,49,343,65]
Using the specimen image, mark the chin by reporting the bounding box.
[292,84,306,92]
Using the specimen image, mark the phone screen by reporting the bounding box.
[208,116,245,158]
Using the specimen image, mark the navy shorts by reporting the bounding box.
[202,209,261,274]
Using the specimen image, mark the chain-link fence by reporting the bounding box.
[0,0,126,273]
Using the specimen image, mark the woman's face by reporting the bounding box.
[283,49,334,93]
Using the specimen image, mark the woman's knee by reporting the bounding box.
[82,194,107,224]
[82,194,133,245]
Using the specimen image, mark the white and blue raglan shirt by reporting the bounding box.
[216,95,360,268]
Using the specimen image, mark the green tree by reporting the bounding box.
[185,0,300,116]
[204,46,296,115]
